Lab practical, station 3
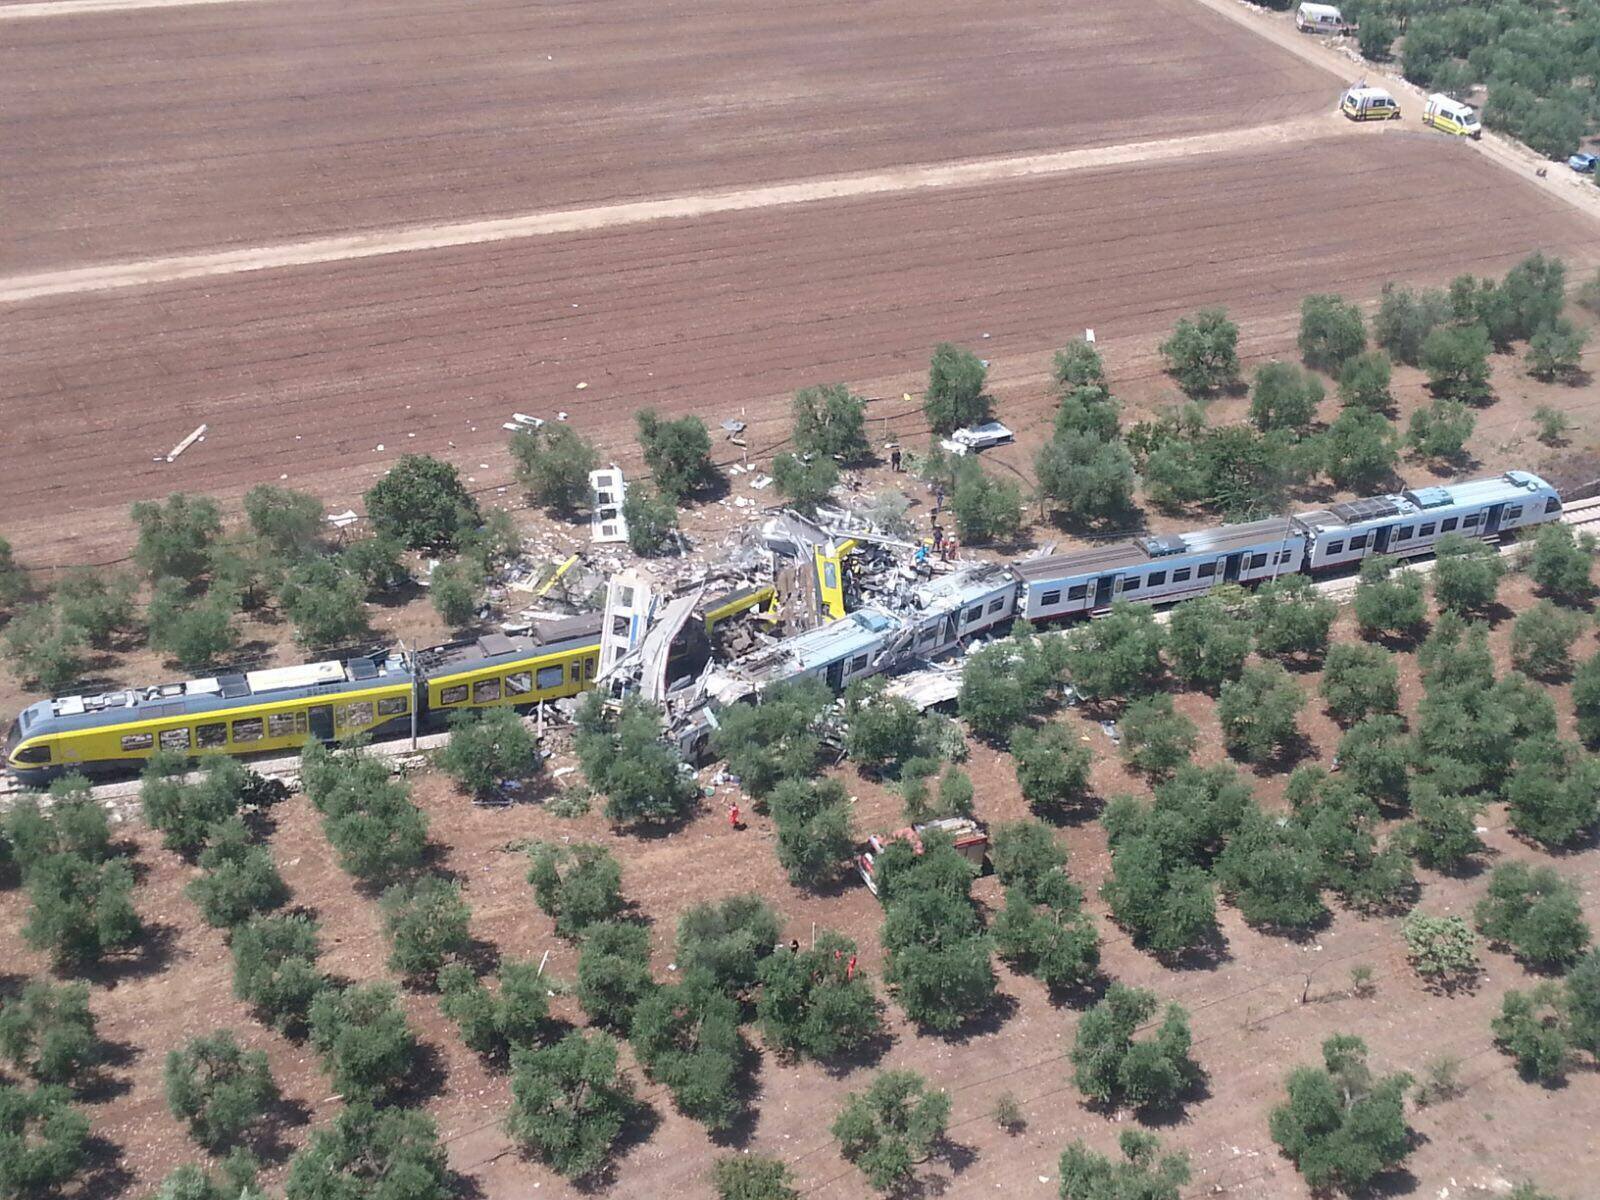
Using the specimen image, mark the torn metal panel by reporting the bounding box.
[634,588,705,703]
[881,664,963,710]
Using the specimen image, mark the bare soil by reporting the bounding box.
[0,0,1336,270]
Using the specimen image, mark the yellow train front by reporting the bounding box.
[3,614,604,785]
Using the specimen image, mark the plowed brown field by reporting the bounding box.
[4,130,1596,563]
[1,0,1335,270]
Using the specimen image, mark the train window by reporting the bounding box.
[1041,590,1062,606]
[611,616,629,636]
[339,702,375,729]
[121,732,155,752]
[1440,517,1458,532]
[987,597,1004,614]
[618,586,635,607]
[570,663,583,682]
[920,626,939,644]
[506,672,532,695]
[1067,584,1088,599]
[1326,540,1344,555]
[1122,577,1141,591]
[378,696,408,717]
[1197,564,1216,578]
[1276,550,1293,564]
[1148,571,1167,586]
[1546,497,1561,514]
[14,743,52,764]
[160,728,192,751]
[1506,506,1522,521]
[1249,554,1268,569]
[232,718,265,743]
[196,723,227,749]
[439,684,468,706]
[1348,536,1367,551]
[1462,513,1479,528]
[1173,568,1192,583]
[850,654,869,673]
[1396,525,1413,540]
[536,666,565,690]
[585,657,597,679]
[1418,522,1435,537]
[472,679,501,703]
[268,712,307,737]
[964,605,982,623]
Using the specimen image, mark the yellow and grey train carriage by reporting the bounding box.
[414,613,602,716]
[4,614,605,786]
[2,653,417,785]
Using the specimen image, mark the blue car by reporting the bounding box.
[1569,152,1598,174]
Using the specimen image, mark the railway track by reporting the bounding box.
[9,503,1600,807]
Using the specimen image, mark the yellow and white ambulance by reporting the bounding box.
[1341,85,1401,122]
[1422,93,1481,139]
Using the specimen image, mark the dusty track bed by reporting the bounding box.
[4,132,1597,563]
[0,0,1336,270]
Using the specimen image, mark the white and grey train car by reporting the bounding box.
[1294,470,1562,572]
[1016,517,1308,621]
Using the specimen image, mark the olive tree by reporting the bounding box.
[1320,643,1400,725]
[510,422,600,514]
[1474,862,1591,970]
[0,983,101,1087]
[1299,293,1367,371]
[438,707,538,800]
[637,410,717,499]
[307,983,417,1103]
[831,1069,951,1193]
[757,932,881,1062]
[364,455,480,552]
[792,383,869,462]
[504,1031,637,1182]
[285,1104,450,1200]
[1217,663,1303,764]
[922,344,990,433]
[1070,985,1199,1112]
[1268,1035,1412,1194]
[1529,522,1595,605]
[526,841,625,938]
[1059,1131,1191,1200]
[1161,309,1240,396]
[163,1030,278,1150]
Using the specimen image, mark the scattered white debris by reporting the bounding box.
[576,381,588,390]
[749,474,773,491]
[165,423,208,463]
[326,510,359,530]
[375,443,385,451]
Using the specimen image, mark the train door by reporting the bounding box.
[1223,553,1243,583]
[308,705,334,741]
[1092,575,1117,608]
[1373,525,1392,554]
[825,660,845,689]
[1483,504,1505,536]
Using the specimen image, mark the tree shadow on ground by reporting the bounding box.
[74,1036,139,1104]
[249,1095,315,1167]
[707,1039,765,1150]
[571,1101,663,1195]
[1153,928,1232,973]
[82,921,182,986]
[1135,1072,1213,1129]
[931,992,1019,1045]
[79,1135,134,1199]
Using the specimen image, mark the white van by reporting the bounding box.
[1423,93,1481,139]
[1296,2,1345,33]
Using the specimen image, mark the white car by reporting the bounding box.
[940,421,1015,456]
